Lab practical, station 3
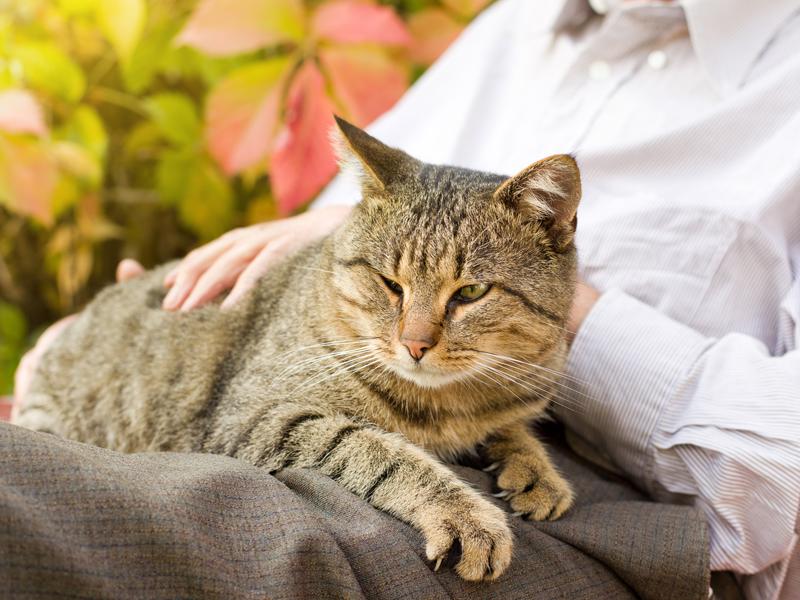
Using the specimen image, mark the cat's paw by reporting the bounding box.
[491,455,574,521]
[421,496,513,581]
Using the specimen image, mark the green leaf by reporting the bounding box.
[180,158,234,241]
[15,40,86,102]
[57,0,98,17]
[96,0,147,65]
[52,141,102,187]
[156,149,193,205]
[122,20,180,94]
[58,105,108,162]
[0,301,27,346]
[156,152,234,240]
[144,93,200,148]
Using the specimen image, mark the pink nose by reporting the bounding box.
[402,338,432,361]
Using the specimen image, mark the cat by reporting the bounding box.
[15,117,581,582]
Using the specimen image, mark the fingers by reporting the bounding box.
[179,236,270,312]
[221,236,294,309]
[116,259,145,282]
[162,232,243,310]
[163,205,352,312]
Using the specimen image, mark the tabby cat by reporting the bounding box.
[15,117,581,582]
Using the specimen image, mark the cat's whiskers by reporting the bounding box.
[282,336,379,357]
[271,345,377,387]
[294,265,338,275]
[469,361,531,408]
[475,356,583,413]
[479,353,586,401]
[478,350,586,386]
[292,352,384,395]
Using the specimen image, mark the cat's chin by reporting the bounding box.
[388,362,468,389]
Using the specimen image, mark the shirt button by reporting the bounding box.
[589,60,611,80]
[647,50,668,70]
[589,0,610,14]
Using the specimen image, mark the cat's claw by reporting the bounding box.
[422,497,513,582]
[482,462,501,473]
[492,490,511,498]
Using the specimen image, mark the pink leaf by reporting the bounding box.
[270,62,338,215]
[204,58,293,175]
[320,46,408,126]
[0,90,47,136]
[0,136,58,225]
[312,0,410,46]
[406,7,464,66]
[176,0,305,57]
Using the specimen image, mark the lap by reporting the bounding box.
[0,421,709,599]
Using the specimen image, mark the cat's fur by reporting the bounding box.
[16,118,581,582]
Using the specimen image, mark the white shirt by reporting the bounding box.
[314,1,800,597]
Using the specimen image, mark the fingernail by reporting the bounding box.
[163,287,180,310]
[220,293,239,311]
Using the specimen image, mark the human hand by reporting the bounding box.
[12,259,145,413]
[566,280,600,345]
[162,204,354,312]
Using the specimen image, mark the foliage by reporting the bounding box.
[0,0,491,394]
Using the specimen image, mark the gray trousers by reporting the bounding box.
[0,422,710,599]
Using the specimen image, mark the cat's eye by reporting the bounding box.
[381,275,403,296]
[454,283,490,303]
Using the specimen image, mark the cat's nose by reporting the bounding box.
[401,338,433,362]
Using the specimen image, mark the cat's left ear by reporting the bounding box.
[493,154,581,251]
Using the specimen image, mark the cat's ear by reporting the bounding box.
[493,154,581,251]
[331,115,418,194]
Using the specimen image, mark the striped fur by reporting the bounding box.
[15,120,581,582]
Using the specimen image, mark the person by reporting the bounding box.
[14,0,800,597]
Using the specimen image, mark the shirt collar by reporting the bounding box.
[547,0,800,95]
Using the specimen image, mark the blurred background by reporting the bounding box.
[0,0,492,395]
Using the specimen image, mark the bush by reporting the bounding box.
[0,0,491,394]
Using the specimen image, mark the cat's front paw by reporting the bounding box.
[490,454,574,521]
[420,496,513,581]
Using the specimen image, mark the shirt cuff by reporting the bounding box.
[562,288,711,493]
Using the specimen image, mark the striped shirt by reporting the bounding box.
[315,0,800,597]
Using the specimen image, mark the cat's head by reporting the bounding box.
[329,117,580,390]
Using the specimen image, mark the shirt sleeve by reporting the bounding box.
[561,287,800,580]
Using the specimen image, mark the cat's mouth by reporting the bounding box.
[389,361,468,389]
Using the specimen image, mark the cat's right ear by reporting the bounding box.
[493,154,582,252]
[331,116,418,195]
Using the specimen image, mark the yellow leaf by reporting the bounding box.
[245,195,277,225]
[97,0,147,65]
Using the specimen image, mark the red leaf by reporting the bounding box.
[320,46,407,126]
[0,90,47,136]
[0,136,58,225]
[270,62,338,215]
[406,8,463,66]
[176,0,305,57]
[312,0,410,46]
[204,58,293,174]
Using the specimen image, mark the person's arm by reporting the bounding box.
[562,284,800,584]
